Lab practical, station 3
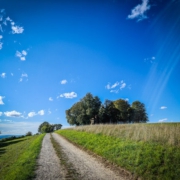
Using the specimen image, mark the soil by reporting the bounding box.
[34,133,129,180]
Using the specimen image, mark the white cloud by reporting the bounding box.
[19,78,23,82]
[48,110,52,115]
[59,92,77,99]
[49,97,53,101]
[28,112,36,118]
[11,25,24,34]
[158,118,167,122]
[105,83,111,90]
[127,0,151,21]
[1,72,6,78]
[120,82,126,90]
[0,112,2,116]
[0,96,5,105]
[20,57,26,61]
[22,50,27,56]
[61,79,68,84]
[0,35,2,39]
[111,82,119,88]
[144,56,156,63]
[4,110,22,117]
[106,80,127,93]
[160,106,167,110]
[38,110,45,116]
[6,17,12,21]
[21,73,28,77]
[16,50,27,61]
[110,89,119,93]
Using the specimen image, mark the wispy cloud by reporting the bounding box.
[28,112,36,118]
[144,56,156,63]
[16,50,27,61]
[38,110,45,116]
[0,96,5,105]
[120,81,126,90]
[160,106,167,110]
[59,92,77,99]
[60,79,68,84]
[127,0,151,21]
[49,97,53,101]
[19,73,28,82]
[106,80,127,93]
[158,118,168,122]
[4,110,22,117]
[0,112,2,116]
[0,35,2,50]
[48,110,52,115]
[0,73,6,78]
[11,25,24,34]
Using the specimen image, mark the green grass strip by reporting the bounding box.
[56,129,180,180]
[0,134,45,180]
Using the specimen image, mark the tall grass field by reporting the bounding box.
[56,123,180,180]
[0,134,45,180]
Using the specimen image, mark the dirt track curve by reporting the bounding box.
[34,133,128,180]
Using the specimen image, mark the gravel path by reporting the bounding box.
[52,133,126,180]
[34,134,66,180]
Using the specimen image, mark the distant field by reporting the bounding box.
[0,134,45,180]
[56,123,180,180]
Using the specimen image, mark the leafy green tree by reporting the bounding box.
[98,100,120,123]
[38,121,62,133]
[26,131,32,136]
[131,101,148,123]
[66,93,101,125]
[113,99,130,123]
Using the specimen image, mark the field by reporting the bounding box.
[0,134,45,180]
[56,123,180,180]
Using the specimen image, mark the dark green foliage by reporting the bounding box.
[131,101,148,123]
[38,121,62,133]
[66,93,101,125]
[66,93,148,125]
[26,131,32,136]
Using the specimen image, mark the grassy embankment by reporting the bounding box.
[56,123,180,180]
[0,134,45,180]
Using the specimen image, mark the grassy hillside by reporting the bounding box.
[56,123,180,180]
[0,134,45,180]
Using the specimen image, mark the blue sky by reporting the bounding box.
[0,0,180,134]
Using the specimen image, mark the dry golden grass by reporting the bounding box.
[73,123,180,146]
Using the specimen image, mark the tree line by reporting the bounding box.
[66,93,148,126]
[38,122,62,133]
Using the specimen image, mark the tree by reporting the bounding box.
[113,99,130,123]
[98,100,120,124]
[131,101,148,123]
[26,131,32,136]
[66,93,101,125]
[38,121,62,133]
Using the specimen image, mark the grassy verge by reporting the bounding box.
[50,134,80,180]
[56,129,180,180]
[0,134,45,180]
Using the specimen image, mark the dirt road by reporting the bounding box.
[34,133,127,180]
